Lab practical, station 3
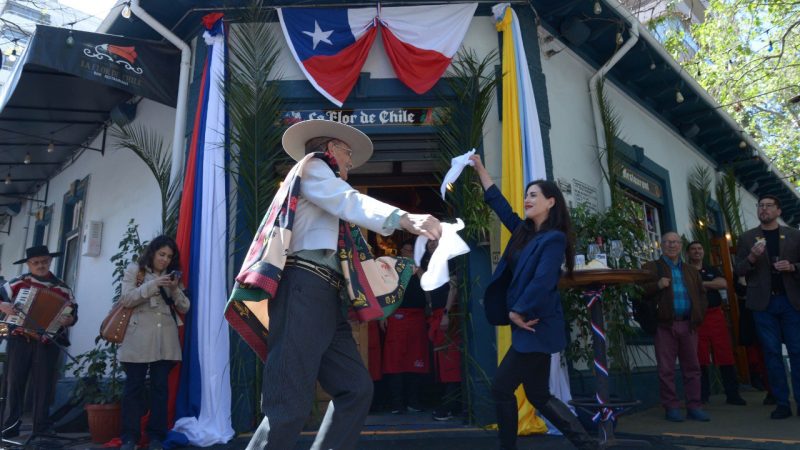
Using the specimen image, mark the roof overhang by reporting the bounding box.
[530,0,800,226]
[0,25,180,202]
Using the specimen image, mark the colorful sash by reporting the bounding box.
[224,150,413,361]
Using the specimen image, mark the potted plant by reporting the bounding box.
[65,340,124,443]
[66,219,146,443]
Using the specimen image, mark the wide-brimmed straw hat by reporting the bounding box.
[13,245,62,264]
[282,120,373,169]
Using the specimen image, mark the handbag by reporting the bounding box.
[99,301,133,344]
[99,268,144,343]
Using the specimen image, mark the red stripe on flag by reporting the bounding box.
[302,27,378,104]
[380,26,451,95]
[175,60,209,283]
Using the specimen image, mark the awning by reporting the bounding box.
[0,25,180,205]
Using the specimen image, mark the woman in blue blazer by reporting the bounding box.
[470,155,595,450]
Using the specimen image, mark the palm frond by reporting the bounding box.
[110,123,179,234]
[434,48,499,242]
[595,78,624,208]
[687,165,712,259]
[715,167,744,248]
[224,5,287,254]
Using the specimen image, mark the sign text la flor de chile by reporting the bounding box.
[281,107,445,127]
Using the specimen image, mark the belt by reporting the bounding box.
[285,257,344,290]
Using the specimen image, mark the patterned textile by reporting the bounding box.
[663,256,690,317]
[224,150,414,361]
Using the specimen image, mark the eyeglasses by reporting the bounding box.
[757,202,778,209]
[332,142,352,157]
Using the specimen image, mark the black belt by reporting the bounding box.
[285,257,344,290]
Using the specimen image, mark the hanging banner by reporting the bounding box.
[281,107,445,127]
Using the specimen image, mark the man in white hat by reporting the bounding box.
[0,245,77,438]
[228,120,441,450]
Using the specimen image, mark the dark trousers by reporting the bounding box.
[492,348,594,450]
[121,360,174,443]
[4,336,59,432]
[246,267,373,450]
[386,373,422,411]
[753,294,800,407]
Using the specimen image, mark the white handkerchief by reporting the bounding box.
[414,219,471,291]
[440,149,476,199]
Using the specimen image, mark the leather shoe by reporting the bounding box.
[664,408,684,422]
[687,408,710,421]
[1,419,20,438]
[771,405,792,419]
[726,394,747,406]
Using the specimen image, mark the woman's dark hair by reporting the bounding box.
[138,235,181,273]
[505,180,576,275]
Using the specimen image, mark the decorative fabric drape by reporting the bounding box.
[168,13,234,448]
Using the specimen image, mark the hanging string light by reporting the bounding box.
[593,1,602,15]
[675,89,685,103]
[47,141,54,153]
[121,1,132,19]
[24,152,31,164]
[4,172,10,185]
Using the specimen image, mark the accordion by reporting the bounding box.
[2,286,72,340]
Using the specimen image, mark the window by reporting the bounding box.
[625,191,663,261]
[57,177,88,281]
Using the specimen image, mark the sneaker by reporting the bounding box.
[764,393,777,405]
[1,419,20,438]
[406,405,424,413]
[686,408,710,421]
[432,410,453,421]
[771,405,792,419]
[726,394,747,406]
[390,408,404,415]
[664,408,684,422]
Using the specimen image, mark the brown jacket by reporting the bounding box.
[735,226,800,311]
[642,258,707,329]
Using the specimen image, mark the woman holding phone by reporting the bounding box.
[118,235,190,450]
[468,155,596,450]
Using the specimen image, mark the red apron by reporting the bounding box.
[697,306,735,366]
[428,307,462,383]
[382,308,430,374]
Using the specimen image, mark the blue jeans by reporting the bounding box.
[753,295,800,407]
[121,360,175,443]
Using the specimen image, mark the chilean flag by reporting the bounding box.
[279,3,477,106]
[278,7,378,106]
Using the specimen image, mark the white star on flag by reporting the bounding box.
[302,20,334,50]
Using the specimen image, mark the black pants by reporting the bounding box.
[492,348,552,408]
[121,360,174,443]
[4,335,59,432]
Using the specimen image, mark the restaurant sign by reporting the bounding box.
[282,107,445,127]
[620,164,663,200]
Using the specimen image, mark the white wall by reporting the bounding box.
[0,98,174,357]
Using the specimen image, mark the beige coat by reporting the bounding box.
[118,263,190,363]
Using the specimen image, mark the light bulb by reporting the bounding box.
[121,3,132,19]
[593,1,602,15]
[725,233,732,241]
[66,32,74,47]
[47,141,54,153]
[739,140,747,149]
[650,62,656,70]
[24,152,30,164]
[8,50,16,63]
[675,90,684,103]
[4,173,10,185]
[616,32,624,45]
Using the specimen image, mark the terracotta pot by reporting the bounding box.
[85,403,122,444]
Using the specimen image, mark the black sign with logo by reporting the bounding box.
[281,107,446,127]
[27,25,180,106]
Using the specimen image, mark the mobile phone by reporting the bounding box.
[170,270,182,280]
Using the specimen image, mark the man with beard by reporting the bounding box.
[735,194,800,419]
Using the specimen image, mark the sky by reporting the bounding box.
[60,0,117,19]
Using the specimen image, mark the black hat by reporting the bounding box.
[13,245,62,264]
